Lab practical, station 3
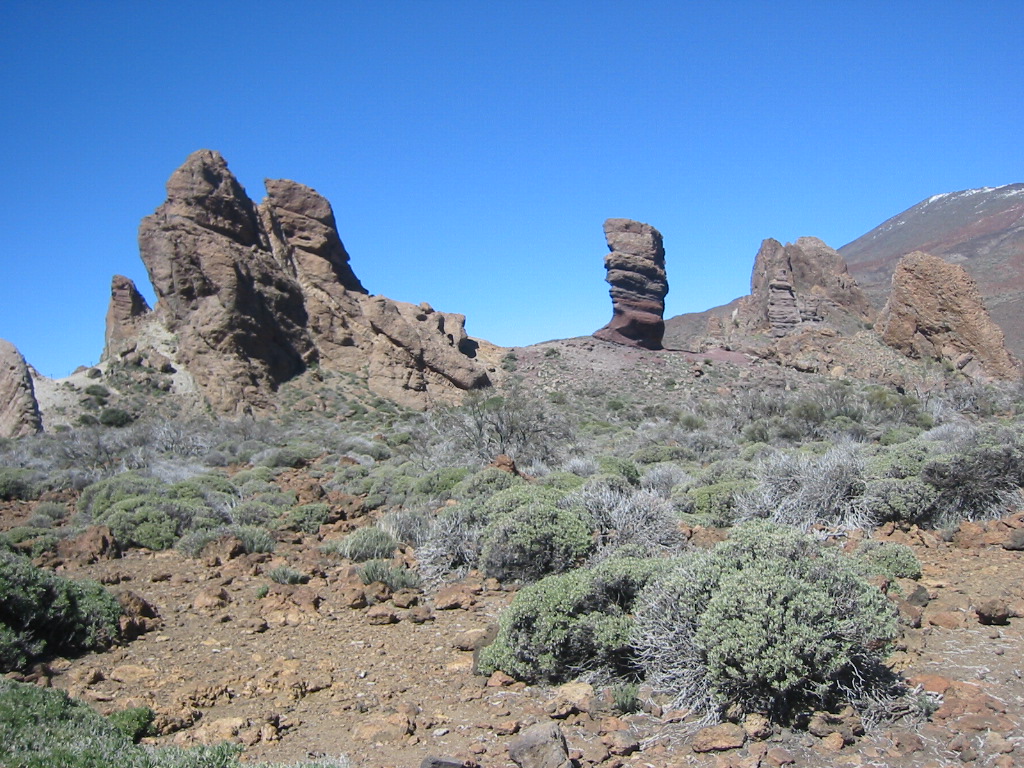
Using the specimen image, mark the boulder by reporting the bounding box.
[508,721,573,768]
[594,218,668,349]
[0,338,42,438]
[876,251,1020,380]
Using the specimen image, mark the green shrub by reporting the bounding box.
[281,503,331,533]
[267,566,307,585]
[0,528,59,558]
[98,408,134,428]
[632,522,898,722]
[328,526,397,562]
[78,473,166,518]
[26,502,68,528]
[0,468,37,501]
[478,557,671,683]
[107,706,154,743]
[860,477,938,525]
[226,525,276,554]
[684,480,756,526]
[450,467,522,503]
[378,508,431,546]
[357,560,421,591]
[412,467,471,499]
[479,502,592,583]
[255,445,317,468]
[93,494,211,550]
[597,457,641,486]
[0,551,121,672]
[856,541,922,580]
[83,384,110,398]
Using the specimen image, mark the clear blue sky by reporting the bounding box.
[2,1,1022,378]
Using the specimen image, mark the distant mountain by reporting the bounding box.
[839,184,1024,358]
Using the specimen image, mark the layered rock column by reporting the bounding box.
[593,218,668,349]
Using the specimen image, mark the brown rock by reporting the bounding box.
[102,275,152,360]
[508,721,573,768]
[192,587,231,610]
[434,584,475,610]
[601,729,639,756]
[352,712,413,742]
[927,609,967,629]
[366,604,399,625]
[877,251,1020,380]
[135,150,490,415]
[594,218,668,349]
[57,526,120,564]
[0,338,42,438]
[691,722,746,753]
[976,598,1012,625]
[818,731,845,753]
[452,628,491,652]
[764,747,795,766]
[545,681,594,718]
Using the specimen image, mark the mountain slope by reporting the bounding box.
[840,184,1024,357]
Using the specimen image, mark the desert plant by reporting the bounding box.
[632,522,898,723]
[267,565,307,585]
[856,541,923,580]
[378,508,432,546]
[478,556,671,684]
[565,485,683,560]
[0,551,122,672]
[107,706,154,743]
[327,526,397,562]
[0,468,39,501]
[478,502,592,583]
[98,408,135,428]
[357,560,421,591]
[281,503,331,534]
[737,442,869,530]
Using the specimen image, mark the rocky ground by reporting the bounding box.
[4,492,1024,768]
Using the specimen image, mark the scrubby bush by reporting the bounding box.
[267,566,307,585]
[0,551,121,672]
[26,501,68,528]
[378,508,431,546]
[107,706,154,743]
[78,473,166,518]
[0,468,39,501]
[450,467,522,504]
[412,467,471,500]
[640,464,691,498]
[565,485,683,561]
[99,408,135,428]
[281,503,331,534]
[357,560,421,591]
[479,502,593,583]
[597,457,640,485]
[632,522,898,722]
[416,506,485,581]
[683,480,756,526]
[737,443,869,529]
[478,557,672,683]
[859,477,938,525]
[856,541,922,580]
[0,678,343,767]
[326,526,397,562]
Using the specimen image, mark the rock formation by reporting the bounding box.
[747,237,873,337]
[876,251,1020,380]
[593,218,668,349]
[124,150,489,414]
[103,275,151,361]
[0,339,42,438]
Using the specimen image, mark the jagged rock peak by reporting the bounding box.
[0,339,42,438]
[748,236,872,336]
[877,251,1020,381]
[126,150,490,414]
[103,275,151,361]
[263,178,366,294]
[593,218,668,350]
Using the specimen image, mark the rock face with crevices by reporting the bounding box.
[593,218,668,349]
[124,149,490,414]
[102,275,152,361]
[877,251,1020,380]
[0,339,42,438]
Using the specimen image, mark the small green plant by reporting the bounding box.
[501,351,519,371]
[610,682,642,714]
[856,541,923,580]
[83,384,110,399]
[478,556,671,683]
[281,503,331,534]
[256,584,269,599]
[0,468,37,501]
[357,560,422,591]
[99,408,135,427]
[107,706,154,743]
[632,522,899,722]
[0,551,122,672]
[326,526,397,562]
[267,565,307,585]
[479,502,592,583]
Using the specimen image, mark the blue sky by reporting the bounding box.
[2,1,1022,378]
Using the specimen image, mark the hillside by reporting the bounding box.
[840,184,1024,358]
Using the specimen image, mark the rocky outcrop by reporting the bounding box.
[593,218,668,350]
[128,150,489,413]
[747,237,873,336]
[877,251,1020,380]
[102,275,151,361]
[0,339,42,438]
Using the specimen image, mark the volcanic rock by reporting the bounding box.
[594,218,668,349]
[127,150,490,413]
[746,237,873,336]
[103,275,151,361]
[876,251,1020,380]
[0,338,42,438]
